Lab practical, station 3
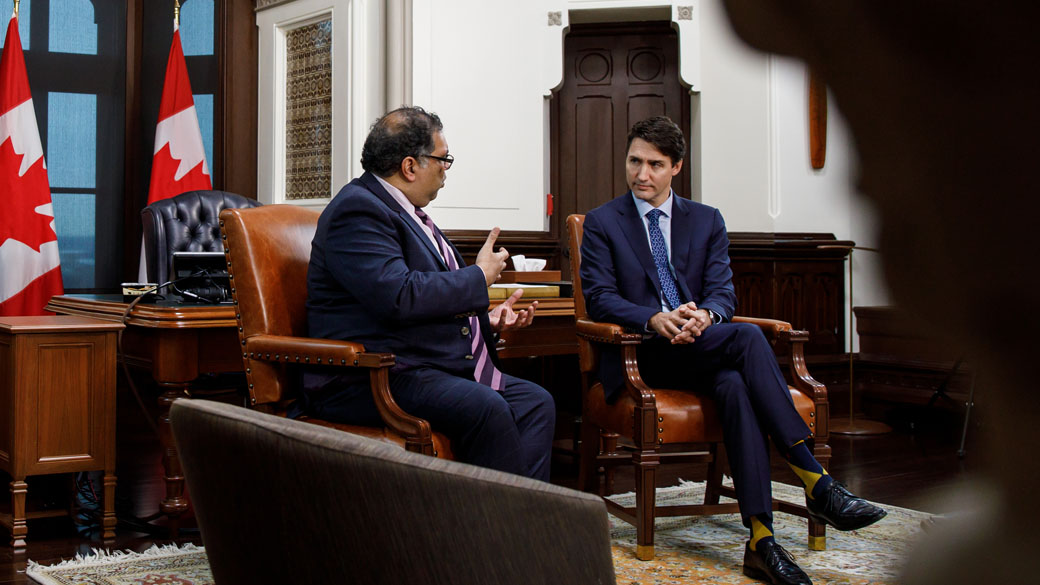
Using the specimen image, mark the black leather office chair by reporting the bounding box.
[142,190,261,285]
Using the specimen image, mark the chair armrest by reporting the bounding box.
[780,329,828,402]
[575,319,644,345]
[244,335,432,450]
[573,320,657,407]
[732,316,793,342]
[732,318,828,434]
[244,334,394,368]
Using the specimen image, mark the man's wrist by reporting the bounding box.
[705,309,721,325]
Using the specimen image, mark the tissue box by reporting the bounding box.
[497,270,561,283]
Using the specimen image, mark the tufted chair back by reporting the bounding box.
[142,190,261,284]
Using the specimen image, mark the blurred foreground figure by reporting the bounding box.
[719,2,1040,583]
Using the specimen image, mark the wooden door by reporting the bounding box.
[552,21,691,277]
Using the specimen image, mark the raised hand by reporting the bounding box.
[475,227,509,286]
[489,288,537,333]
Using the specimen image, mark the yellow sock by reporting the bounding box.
[750,515,774,551]
[784,440,832,500]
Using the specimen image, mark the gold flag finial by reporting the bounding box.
[174,0,181,30]
[14,0,20,18]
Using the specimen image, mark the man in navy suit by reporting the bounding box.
[580,116,885,585]
[302,106,555,481]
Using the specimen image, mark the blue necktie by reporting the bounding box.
[646,208,682,311]
[415,208,503,391]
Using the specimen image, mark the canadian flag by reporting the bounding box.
[147,27,211,205]
[0,14,63,316]
[139,24,211,280]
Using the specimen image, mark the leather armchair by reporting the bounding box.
[142,190,261,285]
[171,399,616,585]
[218,205,452,457]
[566,214,831,560]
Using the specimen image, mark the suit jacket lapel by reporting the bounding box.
[359,172,449,270]
[616,193,663,294]
[670,196,694,303]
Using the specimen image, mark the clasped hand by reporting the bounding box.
[648,302,712,344]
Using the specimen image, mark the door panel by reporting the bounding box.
[552,22,690,278]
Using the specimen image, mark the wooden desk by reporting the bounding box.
[495,297,577,358]
[47,294,578,528]
[0,316,123,547]
[46,295,241,529]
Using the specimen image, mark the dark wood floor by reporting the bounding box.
[0,400,980,584]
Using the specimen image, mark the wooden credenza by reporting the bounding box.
[728,233,852,357]
[0,316,123,547]
[451,230,852,358]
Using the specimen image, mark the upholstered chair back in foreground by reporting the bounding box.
[171,399,617,585]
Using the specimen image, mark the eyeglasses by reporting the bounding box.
[421,153,454,169]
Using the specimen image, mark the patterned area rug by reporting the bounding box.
[26,483,926,585]
[27,544,213,585]
[608,480,930,585]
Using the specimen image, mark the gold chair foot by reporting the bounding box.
[808,535,826,551]
[636,544,655,561]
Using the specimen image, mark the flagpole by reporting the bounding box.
[174,0,180,31]
[13,0,19,18]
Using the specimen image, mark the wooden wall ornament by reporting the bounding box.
[809,68,827,170]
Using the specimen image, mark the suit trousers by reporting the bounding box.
[636,322,811,524]
[300,368,556,481]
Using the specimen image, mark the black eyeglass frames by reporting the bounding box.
[421,153,454,169]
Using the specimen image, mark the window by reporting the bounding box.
[7,0,219,291]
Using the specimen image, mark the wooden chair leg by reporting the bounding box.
[102,472,117,541]
[704,443,724,505]
[634,450,660,561]
[578,419,601,493]
[810,444,829,549]
[602,431,619,496]
[809,516,827,550]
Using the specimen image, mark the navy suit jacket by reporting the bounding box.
[306,172,500,381]
[579,193,737,400]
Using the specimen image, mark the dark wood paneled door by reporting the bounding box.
[552,22,691,277]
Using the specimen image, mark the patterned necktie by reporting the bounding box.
[415,208,503,391]
[645,208,682,311]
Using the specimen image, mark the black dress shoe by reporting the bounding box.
[743,540,813,585]
[807,480,887,531]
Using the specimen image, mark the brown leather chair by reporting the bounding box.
[566,213,830,560]
[219,205,452,458]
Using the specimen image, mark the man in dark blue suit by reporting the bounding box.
[580,116,885,585]
[302,106,555,481]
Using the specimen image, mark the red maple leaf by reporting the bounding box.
[147,142,211,204]
[0,136,56,253]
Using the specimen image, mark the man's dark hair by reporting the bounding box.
[627,116,686,164]
[360,106,444,177]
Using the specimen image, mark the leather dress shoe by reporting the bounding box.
[807,480,887,531]
[743,540,813,585]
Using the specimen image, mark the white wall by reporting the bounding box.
[255,0,891,345]
[412,0,891,344]
[411,0,557,230]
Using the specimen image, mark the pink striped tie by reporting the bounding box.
[415,208,503,391]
